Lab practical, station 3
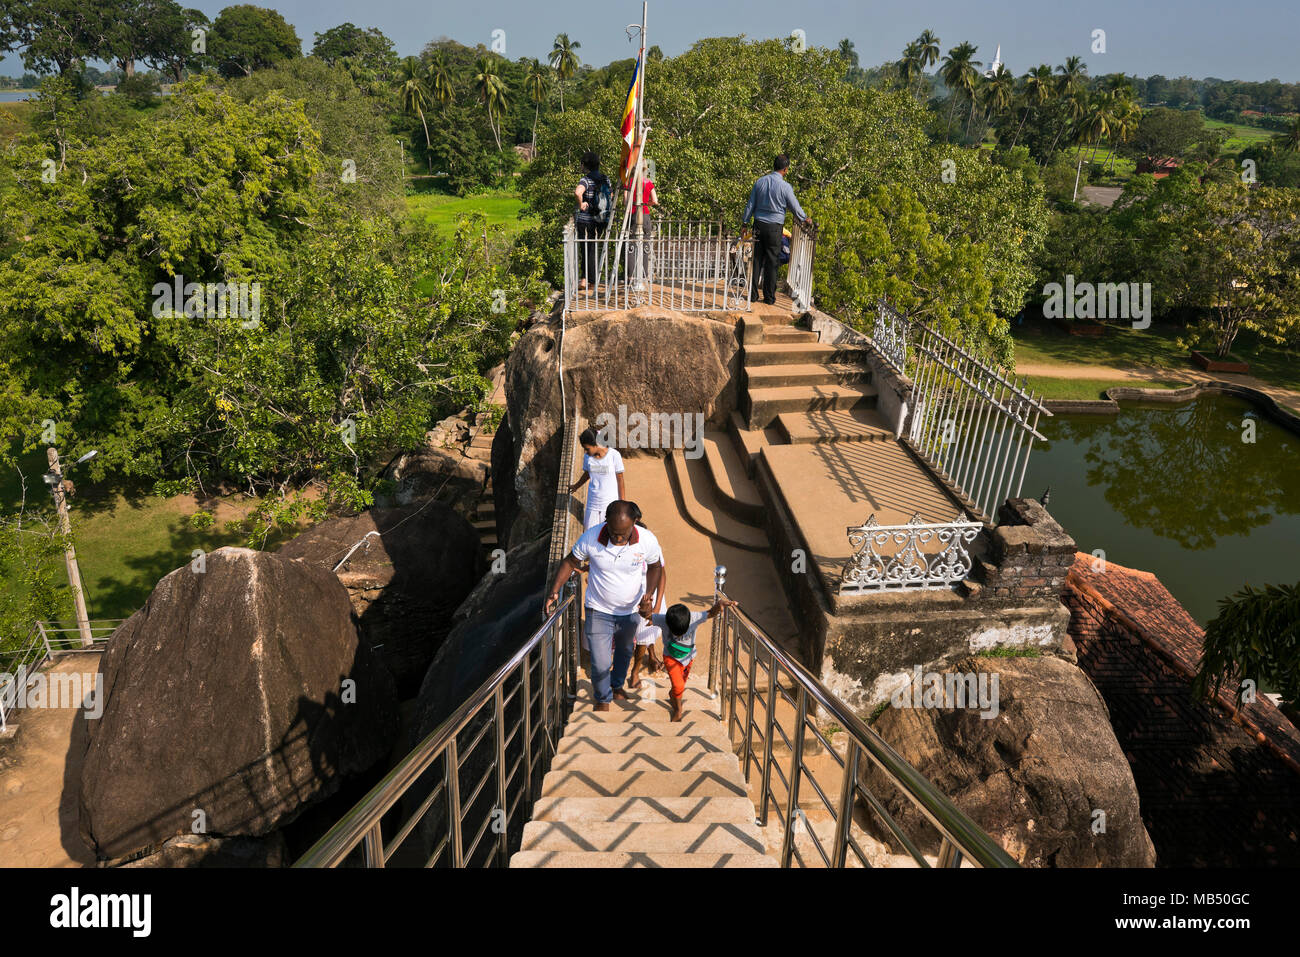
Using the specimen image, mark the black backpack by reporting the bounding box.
[582,173,613,223]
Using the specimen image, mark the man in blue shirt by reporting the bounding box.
[743,154,811,305]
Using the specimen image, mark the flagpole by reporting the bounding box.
[635,2,647,290]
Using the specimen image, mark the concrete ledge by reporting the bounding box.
[1045,398,1120,415]
[1103,380,1300,436]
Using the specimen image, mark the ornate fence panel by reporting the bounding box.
[840,514,983,594]
[873,299,909,374]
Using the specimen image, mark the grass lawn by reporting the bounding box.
[1203,117,1275,153]
[1,448,305,625]
[1013,321,1300,410]
[1025,375,1184,400]
[405,191,536,238]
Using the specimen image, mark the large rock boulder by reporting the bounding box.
[278,504,484,697]
[79,547,399,861]
[864,653,1156,867]
[495,308,740,548]
[404,533,553,863]
[379,444,488,515]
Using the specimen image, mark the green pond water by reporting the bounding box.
[1021,393,1300,625]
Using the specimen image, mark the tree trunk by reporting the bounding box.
[417,105,431,150]
[945,93,959,138]
[1010,107,1031,148]
[1072,145,1087,201]
[121,59,135,79]
[532,104,539,152]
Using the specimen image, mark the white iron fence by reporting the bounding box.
[840,514,983,594]
[785,219,817,313]
[0,619,119,732]
[563,218,753,314]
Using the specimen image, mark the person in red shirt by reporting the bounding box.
[625,175,658,287]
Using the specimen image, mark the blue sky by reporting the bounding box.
[3,0,1298,81]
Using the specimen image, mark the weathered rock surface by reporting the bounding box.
[118,832,288,868]
[495,308,741,548]
[864,653,1157,868]
[278,504,484,697]
[405,533,552,862]
[79,547,399,861]
[380,444,488,513]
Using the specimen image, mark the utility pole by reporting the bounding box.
[46,447,93,647]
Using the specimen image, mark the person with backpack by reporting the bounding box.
[743,154,812,306]
[575,151,613,291]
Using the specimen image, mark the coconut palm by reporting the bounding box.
[917,29,941,70]
[474,55,508,151]
[1281,116,1300,154]
[1010,64,1055,148]
[940,42,980,139]
[524,58,549,152]
[899,40,923,93]
[1105,98,1141,173]
[550,33,581,112]
[1072,93,1113,201]
[427,50,455,109]
[1048,59,1089,156]
[396,56,432,152]
[979,63,1016,138]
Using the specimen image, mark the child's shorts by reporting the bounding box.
[664,656,692,698]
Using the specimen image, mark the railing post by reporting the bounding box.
[831,741,859,868]
[362,822,385,868]
[446,738,463,868]
[565,576,579,703]
[758,652,777,826]
[779,685,808,867]
[494,684,509,866]
[741,622,757,784]
[707,565,725,697]
[937,838,962,868]
[36,621,52,661]
[521,647,534,807]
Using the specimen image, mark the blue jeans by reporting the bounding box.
[585,608,640,703]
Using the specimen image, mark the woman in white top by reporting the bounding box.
[568,427,626,531]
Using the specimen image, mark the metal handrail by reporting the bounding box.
[294,583,580,867]
[712,568,1016,869]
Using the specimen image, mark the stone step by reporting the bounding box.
[557,720,730,738]
[557,733,733,755]
[701,433,764,524]
[509,850,777,868]
[746,363,872,390]
[549,751,741,774]
[520,819,766,854]
[530,795,755,824]
[666,452,768,552]
[747,383,878,429]
[567,699,723,722]
[728,411,773,479]
[574,680,715,705]
[762,327,818,343]
[539,768,749,799]
[774,409,895,444]
[744,342,874,367]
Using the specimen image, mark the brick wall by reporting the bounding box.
[1065,561,1300,867]
[977,498,1076,602]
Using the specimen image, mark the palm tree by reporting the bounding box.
[1011,64,1055,148]
[1281,116,1300,153]
[1047,58,1089,155]
[396,56,432,153]
[899,40,923,93]
[475,55,508,151]
[550,33,581,112]
[940,42,980,139]
[524,58,549,152]
[917,29,941,70]
[837,38,859,70]
[427,50,455,110]
[1105,98,1141,172]
[979,63,1016,139]
[1072,93,1112,201]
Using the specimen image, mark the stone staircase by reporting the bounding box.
[468,366,506,562]
[509,679,778,867]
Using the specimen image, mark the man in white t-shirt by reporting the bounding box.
[568,427,626,531]
[545,500,663,709]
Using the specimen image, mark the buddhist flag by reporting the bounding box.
[620,51,642,188]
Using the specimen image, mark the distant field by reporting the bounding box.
[1203,117,1275,152]
[405,191,536,237]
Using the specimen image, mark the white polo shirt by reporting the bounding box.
[571,522,663,615]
